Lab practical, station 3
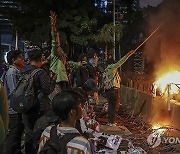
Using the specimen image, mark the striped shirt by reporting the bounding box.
[38,124,92,154]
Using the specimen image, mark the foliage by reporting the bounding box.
[1,0,109,49]
[94,23,123,44]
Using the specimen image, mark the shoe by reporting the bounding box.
[106,123,117,127]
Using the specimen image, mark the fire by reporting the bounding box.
[152,123,165,134]
[155,71,180,94]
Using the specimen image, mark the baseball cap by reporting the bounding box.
[84,79,99,92]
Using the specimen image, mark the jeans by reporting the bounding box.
[6,113,24,154]
[106,88,120,123]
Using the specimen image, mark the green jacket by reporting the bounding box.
[104,50,135,89]
[50,32,68,82]
[0,81,9,145]
[50,32,81,83]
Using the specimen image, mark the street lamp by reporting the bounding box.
[113,0,116,60]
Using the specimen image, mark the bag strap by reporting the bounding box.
[30,68,43,77]
[48,126,80,153]
[59,132,80,148]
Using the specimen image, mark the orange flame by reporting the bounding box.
[152,123,165,134]
[155,71,180,94]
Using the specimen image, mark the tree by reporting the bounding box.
[1,0,110,51]
[94,23,123,59]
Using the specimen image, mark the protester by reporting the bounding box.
[89,52,98,68]
[76,53,97,87]
[33,110,60,153]
[20,49,56,154]
[33,88,86,152]
[50,12,69,91]
[89,52,99,103]
[83,79,99,98]
[41,53,51,76]
[38,91,92,154]
[103,50,136,126]
[73,83,100,137]
[0,80,9,153]
[50,12,83,92]
[3,50,24,154]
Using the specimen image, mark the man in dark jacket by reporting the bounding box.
[21,50,56,154]
[76,53,96,87]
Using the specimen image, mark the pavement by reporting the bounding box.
[96,95,131,136]
[100,124,131,135]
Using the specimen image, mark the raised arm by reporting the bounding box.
[50,11,67,65]
[50,11,57,56]
[109,50,136,70]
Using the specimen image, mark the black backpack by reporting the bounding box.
[10,68,42,113]
[33,111,60,152]
[40,126,80,154]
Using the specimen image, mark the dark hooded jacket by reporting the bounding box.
[20,64,55,113]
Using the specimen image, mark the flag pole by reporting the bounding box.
[134,24,163,51]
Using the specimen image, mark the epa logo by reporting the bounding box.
[147,132,180,148]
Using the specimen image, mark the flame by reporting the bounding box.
[152,123,165,134]
[152,124,161,130]
[155,71,180,94]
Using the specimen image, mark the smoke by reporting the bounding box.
[143,0,180,78]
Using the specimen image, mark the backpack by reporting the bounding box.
[33,111,60,152]
[10,68,42,113]
[40,126,80,154]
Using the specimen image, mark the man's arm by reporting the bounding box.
[6,73,19,94]
[109,50,136,70]
[38,70,56,95]
[68,61,81,70]
[50,11,58,57]
[50,11,66,65]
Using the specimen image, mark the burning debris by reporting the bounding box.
[143,0,180,87]
[141,0,180,133]
[153,70,180,111]
[155,71,180,95]
[93,100,180,154]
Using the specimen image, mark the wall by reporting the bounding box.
[120,85,180,136]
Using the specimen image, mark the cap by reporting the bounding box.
[71,87,88,102]
[84,79,99,92]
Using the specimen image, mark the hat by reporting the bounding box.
[71,87,88,102]
[84,79,99,92]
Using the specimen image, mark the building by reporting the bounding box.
[0,1,17,33]
[0,1,19,61]
[95,0,107,12]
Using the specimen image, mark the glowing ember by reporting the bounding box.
[152,124,165,134]
[155,71,180,94]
